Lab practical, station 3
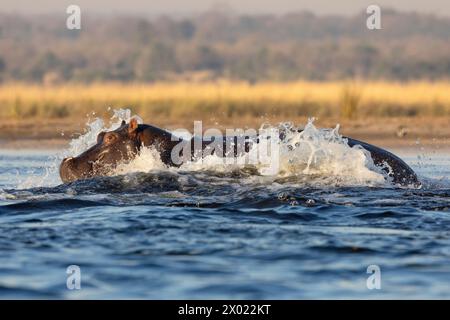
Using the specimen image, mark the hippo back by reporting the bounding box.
[345,137,419,187]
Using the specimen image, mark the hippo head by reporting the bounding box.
[60,119,141,183]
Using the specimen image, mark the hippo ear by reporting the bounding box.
[128,118,139,134]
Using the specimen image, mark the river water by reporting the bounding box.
[0,114,449,299]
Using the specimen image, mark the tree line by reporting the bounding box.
[0,9,450,83]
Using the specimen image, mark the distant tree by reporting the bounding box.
[0,56,5,82]
[178,20,196,39]
[1,11,450,83]
[0,57,5,73]
[30,52,61,81]
[134,42,178,81]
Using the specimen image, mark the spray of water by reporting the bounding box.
[18,109,391,189]
[17,109,139,188]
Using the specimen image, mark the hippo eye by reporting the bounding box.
[104,133,117,144]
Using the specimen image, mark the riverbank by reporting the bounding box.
[1,81,449,150]
[1,117,449,151]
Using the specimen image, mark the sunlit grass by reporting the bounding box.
[1,81,449,123]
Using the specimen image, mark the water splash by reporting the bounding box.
[110,116,387,187]
[17,108,137,189]
[64,108,142,160]
[114,146,167,175]
[17,109,393,189]
[274,120,386,186]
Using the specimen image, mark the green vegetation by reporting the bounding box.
[0,10,450,83]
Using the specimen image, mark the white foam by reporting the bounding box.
[113,146,167,175]
[110,116,388,187]
[274,120,387,186]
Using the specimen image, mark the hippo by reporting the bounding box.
[60,118,420,186]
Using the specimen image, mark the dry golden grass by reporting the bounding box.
[1,81,450,125]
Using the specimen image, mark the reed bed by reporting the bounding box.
[1,81,449,123]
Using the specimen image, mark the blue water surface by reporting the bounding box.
[0,149,449,299]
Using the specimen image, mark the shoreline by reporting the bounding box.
[1,138,448,151]
[0,117,449,152]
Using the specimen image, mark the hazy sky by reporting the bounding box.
[1,0,449,16]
